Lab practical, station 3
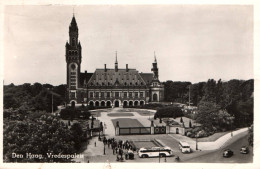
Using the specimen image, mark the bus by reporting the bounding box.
[138,147,174,158]
[179,141,191,153]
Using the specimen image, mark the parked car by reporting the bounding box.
[240,146,249,154]
[223,149,233,158]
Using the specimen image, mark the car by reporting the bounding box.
[240,146,249,154]
[223,149,233,158]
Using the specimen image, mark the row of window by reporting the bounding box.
[68,50,78,55]
[89,91,145,98]
[89,81,144,86]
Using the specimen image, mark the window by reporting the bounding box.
[129,92,132,97]
[124,92,127,97]
[140,92,143,97]
[115,92,119,97]
[72,38,76,46]
[107,92,110,98]
[70,92,76,98]
[101,92,104,97]
[135,92,138,97]
[95,92,99,98]
[90,92,93,98]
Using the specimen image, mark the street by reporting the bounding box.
[185,134,253,163]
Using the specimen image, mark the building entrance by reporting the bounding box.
[115,100,120,107]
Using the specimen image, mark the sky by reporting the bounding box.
[3,5,254,85]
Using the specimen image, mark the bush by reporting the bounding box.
[60,107,91,120]
[154,106,183,119]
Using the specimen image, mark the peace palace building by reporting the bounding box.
[66,15,164,107]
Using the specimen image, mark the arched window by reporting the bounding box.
[72,38,76,46]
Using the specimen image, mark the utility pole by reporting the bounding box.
[159,147,160,163]
[52,92,53,114]
[188,85,191,108]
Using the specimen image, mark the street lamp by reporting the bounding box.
[196,134,198,150]
[104,142,106,155]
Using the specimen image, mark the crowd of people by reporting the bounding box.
[102,137,135,161]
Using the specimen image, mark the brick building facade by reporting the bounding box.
[65,15,164,107]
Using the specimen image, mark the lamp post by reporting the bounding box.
[196,135,198,150]
[103,143,105,155]
[158,147,160,163]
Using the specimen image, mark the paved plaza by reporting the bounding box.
[74,108,250,163]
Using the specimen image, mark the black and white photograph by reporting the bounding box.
[0,2,259,169]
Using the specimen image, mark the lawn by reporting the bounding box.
[111,118,144,128]
[135,110,155,116]
[107,113,134,117]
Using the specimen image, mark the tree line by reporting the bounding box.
[163,79,253,133]
[4,83,66,112]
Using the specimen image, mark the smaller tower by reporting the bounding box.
[151,51,159,80]
[115,51,118,72]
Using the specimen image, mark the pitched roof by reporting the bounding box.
[87,68,149,87]
[140,73,153,84]
[79,72,93,87]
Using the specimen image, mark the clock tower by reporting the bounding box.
[65,15,82,103]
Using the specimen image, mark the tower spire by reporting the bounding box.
[115,51,118,72]
[115,51,118,63]
[154,51,157,63]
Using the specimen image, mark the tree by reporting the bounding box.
[70,123,84,151]
[154,107,183,119]
[163,81,191,103]
[196,101,234,132]
[3,114,76,162]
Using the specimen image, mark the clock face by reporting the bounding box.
[71,64,76,70]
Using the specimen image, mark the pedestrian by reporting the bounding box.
[113,148,115,155]
[125,152,128,160]
[95,142,96,147]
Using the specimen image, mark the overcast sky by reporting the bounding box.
[3,5,253,85]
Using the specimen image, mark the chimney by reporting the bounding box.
[104,64,107,72]
[126,64,128,72]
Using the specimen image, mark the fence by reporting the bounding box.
[119,127,151,135]
[118,126,166,135]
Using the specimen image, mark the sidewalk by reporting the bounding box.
[168,127,249,151]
